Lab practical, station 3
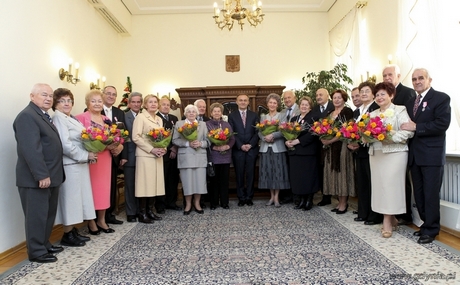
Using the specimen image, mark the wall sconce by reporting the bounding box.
[387,54,393,64]
[366,71,376,83]
[90,75,106,90]
[59,58,80,85]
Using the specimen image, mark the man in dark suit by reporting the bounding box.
[401,68,451,244]
[13,83,65,263]
[312,88,334,206]
[120,92,143,222]
[155,96,181,213]
[102,85,127,225]
[383,64,416,225]
[229,94,260,206]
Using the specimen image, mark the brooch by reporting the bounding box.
[422,102,427,112]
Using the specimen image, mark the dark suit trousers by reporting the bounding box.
[123,166,139,216]
[411,164,443,237]
[18,186,59,259]
[156,154,179,210]
[232,152,257,201]
[209,163,230,207]
[356,157,382,222]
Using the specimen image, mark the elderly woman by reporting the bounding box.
[132,94,166,223]
[369,82,414,238]
[173,104,209,215]
[321,90,355,214]
[206,103,235,210]
[285,96,319,211]
[76,90,123,234]
[52,88,95,246]
[259,93,290,207]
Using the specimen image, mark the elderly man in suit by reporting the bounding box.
[312,88,334,206]
[382,64,416,225]
[401,68,451,244]
[102,85,127,225]
[279,90,300,122]
[13,83,65,263]
[228,94,260,206]
[120,92,143,222]
[155,96,181,213]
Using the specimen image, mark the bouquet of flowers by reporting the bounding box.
[358,113,393,143]
[336,120,361,144]
[207,127,234,146]
[109,124,130,145]
[255,119,279,136]
[145,128,172,148]
[310,117,339,140]
[278,122,303,150]
[81,124,114,153]
[177,121,199,141]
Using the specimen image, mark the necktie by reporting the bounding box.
[286,108,292,121]
[320,105,325,113]
[44,112,53,124]
[164,114,169,121]
[241,111,246,127]
[413,94,422,116]
[105,107,112,120]
[198,116,203,122]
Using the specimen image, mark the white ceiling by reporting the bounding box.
[121,0,337,15]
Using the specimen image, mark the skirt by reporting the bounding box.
[258,148,290,190]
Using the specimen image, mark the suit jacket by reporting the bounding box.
[393,83,415,106]
[172,120,209,169]
[228,109,260,157]
[312,100,334,120]
[258,112,286,153]
[13,102,65,187]
[353,101,379,158]
[124,110,137,167]
[406,88,451,166]
[279,104,300,123]
[102,106,128,162]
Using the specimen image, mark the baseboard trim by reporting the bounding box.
[441,225,460,239]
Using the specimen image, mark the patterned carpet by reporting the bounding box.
[1,199,460,284]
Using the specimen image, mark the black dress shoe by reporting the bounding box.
[222,205,229,209]
[61,231,86,247]
[303,201,313,211]
[195,209,204,214]
[354,217,365,222]
[336,204,348,214]
[317,199,331,206]
[106,216,123,225]
[97,224,115,233]
[138,212,154,224]
[183,209,192,215]
[413,230,422,236]
[246,200,254,206]
[88,225,101,235]
[418,235,435,244]
[30,253,57,263]
[238,200,246,207]
[127,215,137,222]
[72,228,90,242]
[47,245,64,253]
[364,220,378,225]
[147,210,163,221]
[331,208,338,212]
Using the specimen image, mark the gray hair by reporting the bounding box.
[128,92,143,103]
[266,93,281,106]
[413,67,431,79]
[194,99,206,106]
[31,83,52,95]
[384,64,401,75]
[184,104,199,114]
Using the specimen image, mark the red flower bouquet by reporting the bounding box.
[178,121,198,141]
[358,113,393,143]
[81,124,114,153]
[336,120,361,144]
[255,119,279,136]
[310,118,339,140]
[207,127,234,146]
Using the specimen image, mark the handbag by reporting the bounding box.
[207,162,216,177]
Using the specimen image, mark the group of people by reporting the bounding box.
[14,65,450,263]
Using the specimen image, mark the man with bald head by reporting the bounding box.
[14,83,65,263]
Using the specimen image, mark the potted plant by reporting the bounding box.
[295,63,353,104]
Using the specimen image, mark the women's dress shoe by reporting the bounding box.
[96,224,115,233]
[381,230,392,238]
[72,228,90,242]
[195,209,204,214]
[336,204,348,214]
[331,208,339,212]
[87,226,101,235]
[61,231,86,247]
[183,209,192,215]
[274,202,281,208]
[266,200,274,206]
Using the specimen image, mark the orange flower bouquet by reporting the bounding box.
[178,121,198,141]
[81,124,114,153]
[145,128,172,148]
[109,124,130,144]
[310,117,339,140]
[207,127,234,146]
[336,120,361,144]
[358,113,393,143]
[255,119,279,136]
[279,121,303,150]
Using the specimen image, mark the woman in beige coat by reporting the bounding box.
[172,104,209,215]
[132,95,166,223]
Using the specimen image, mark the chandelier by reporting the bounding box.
[213,0,264,31]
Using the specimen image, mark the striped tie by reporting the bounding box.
[413,94,421,116]
[44,112,53,124]
[242,111,246,127]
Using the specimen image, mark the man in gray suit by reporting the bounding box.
[13,83,65,263]
[120,92,143,222]
[279,90,300,122]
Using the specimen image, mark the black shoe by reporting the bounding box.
[71,227,90,242]
[331,208,338,212]
[354,217,365,222]
[47,245,64,253]
[336,204,348,215]
[156,208,165,214]
[397,218,412,226]
[147,210,163,221]
[413,230,422,236]
[353,211,359,215]
[183,209,192,215]
[61,231,86,247]
[195,209,204,214]
[317,199,331,206]
[417,235,435,244]
[210,205,217,210]
[106,216,123,225]
[138,212,154,224]
[238,200,246,207]
[30,253,57,263]
[200,203,207,209]
[246,200,254,206]
[222,205,229,209]
[294,198,306,210]
[127,215,137,222]
[87,225,101,235]
[364,220,377,225]
[280,197,293,205]
[96,224,115,233]
[303,194,314,211]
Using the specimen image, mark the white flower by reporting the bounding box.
[383,108,394,118]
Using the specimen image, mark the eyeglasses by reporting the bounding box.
[104,92,117,97]
[359,90,372,95]
[57,99,73,104]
